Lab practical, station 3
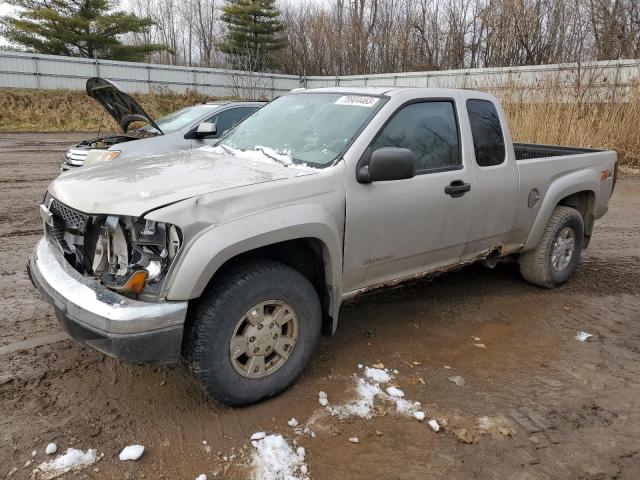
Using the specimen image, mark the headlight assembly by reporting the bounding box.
[90,216,182,298]
[84,149,121,166]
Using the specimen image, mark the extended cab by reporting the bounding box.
[28,87,617,405]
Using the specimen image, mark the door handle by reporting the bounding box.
[444,180,471,198]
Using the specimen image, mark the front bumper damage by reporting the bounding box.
[28,237,187,363]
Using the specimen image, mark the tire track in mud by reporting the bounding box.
[0,332,68,356]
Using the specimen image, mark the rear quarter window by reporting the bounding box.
[466,99,506,167]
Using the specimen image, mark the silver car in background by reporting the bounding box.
[61,77,264,171]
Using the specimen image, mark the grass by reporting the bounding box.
[0,87,638,168]
[503,101,640,168]
[0,87,213,132]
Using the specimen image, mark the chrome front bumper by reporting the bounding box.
[28,237,188,363]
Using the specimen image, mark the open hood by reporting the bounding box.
[86,77,163,134]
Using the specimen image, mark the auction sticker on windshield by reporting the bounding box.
[335,96,380,107]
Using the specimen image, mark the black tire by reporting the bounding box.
[519,206,584,288]
[182,259,322,406]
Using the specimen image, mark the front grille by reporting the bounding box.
[45,194,89,234]
[43,194,91,271]
[61,147,89,170]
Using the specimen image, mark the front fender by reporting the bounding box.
[524,169,598,250]
[160,203,343,301]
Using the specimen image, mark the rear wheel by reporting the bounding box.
[519,206,584,288]
[183,259,321,406]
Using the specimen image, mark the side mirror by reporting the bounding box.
[357,147,416,183]
[185,122,217,139]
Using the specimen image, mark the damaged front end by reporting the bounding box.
[41,193,181,301]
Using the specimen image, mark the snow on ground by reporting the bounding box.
[386,386,405,398]
[45,443,57,455]
[364,366,391,383]
[119,444,144,461]
[327,366,421,420]
[251,434,308,480]
[35,448,97,479]
[428,419,441,432]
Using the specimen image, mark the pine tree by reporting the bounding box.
[0,0,165,61]
[218,0,288,70]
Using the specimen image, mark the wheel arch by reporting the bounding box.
[164,210,343,335]
[524,171,599,251]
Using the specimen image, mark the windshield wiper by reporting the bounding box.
[218,143,236,156]
[255,146,291,167]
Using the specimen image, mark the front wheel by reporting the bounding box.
[182,259,322,406]
[519,206,584,288]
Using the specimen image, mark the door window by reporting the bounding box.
[370,101,460,173]
[466,99,506,167]
[204,107,258,138]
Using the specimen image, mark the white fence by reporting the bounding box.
[1,51,639,101]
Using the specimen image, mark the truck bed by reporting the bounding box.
[514,143,603,161]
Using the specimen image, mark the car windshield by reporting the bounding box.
[141,105,218,134]
[218,93,385,167]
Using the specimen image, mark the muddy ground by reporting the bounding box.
[1,132,639,480]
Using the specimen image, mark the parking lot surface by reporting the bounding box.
[1,133,639,479]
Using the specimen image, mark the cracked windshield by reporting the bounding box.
[218,93,384,167]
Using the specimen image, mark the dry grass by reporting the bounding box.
[503,100,640,168]
[0,87,215,132]
[0,87,638,167]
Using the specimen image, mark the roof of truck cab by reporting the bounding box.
[296,86,491,99]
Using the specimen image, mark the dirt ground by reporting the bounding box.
[1,132,639,480]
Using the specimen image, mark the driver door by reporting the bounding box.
[343,100,474,292]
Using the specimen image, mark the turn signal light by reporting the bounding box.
[120,269,148,294]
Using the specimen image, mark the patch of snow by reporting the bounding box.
[364,366,391,383]
[357,364,363,369]
[576,331,593,342]
[348,437,360,443]
[318,391,329,407]
[251,432,267,442]
[287,418,299,427]
[386,386,405,398]
[36,448,97,478]
[394,398,420,414]
[414,411,426,422]
[428,419,441,432]
[293,426,316,438]
[251,434,306,480]
[32,450,37,457]
[45,443,57,455]
[329,377,382,419]
[300,464,308,474]
[119,445,144,461]
[448,375,465,387]
[206,144,317,172]
[196,475,207,480]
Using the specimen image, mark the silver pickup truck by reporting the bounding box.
[28,87,618,405]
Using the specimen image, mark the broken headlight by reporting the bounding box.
[90,216,181,298]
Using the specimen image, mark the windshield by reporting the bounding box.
[219,93,385,167]
[141,105,218,134]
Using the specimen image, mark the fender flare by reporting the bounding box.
[524,169,598,251]
[163,203,343,303]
